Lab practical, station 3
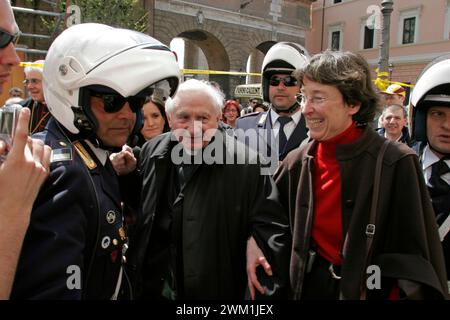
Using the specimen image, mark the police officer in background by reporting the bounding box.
[410,54,450,292]
[10,23,180,299]
[236,42,309,166]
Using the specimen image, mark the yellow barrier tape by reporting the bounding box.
[373,70,414,91]
[19,62,45,68]
[377,71,389,77]
[373,77,390,92]
[389,80,414,88]
[17,64,262,77]
[182,69,261,76]
[17,64,413,91]
[373,78,414,91]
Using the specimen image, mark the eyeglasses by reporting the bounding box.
[295,93,327,106]
[23,78,42,85]
[269,76,298,87]
[224,109,238,113]
[0,28,20,49]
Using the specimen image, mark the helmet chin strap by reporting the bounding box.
[271,102,300,115]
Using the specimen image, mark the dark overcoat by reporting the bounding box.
[129,128,291,299]
[275,126,448,299]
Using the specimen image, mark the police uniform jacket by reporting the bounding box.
[275,126,449,299]
[413,141,450,281]
[235,109,308,162]
[10,118,127,299]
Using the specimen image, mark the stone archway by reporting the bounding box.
[179,29,229,72]
[178,29,230,95]
[152,3,308,98]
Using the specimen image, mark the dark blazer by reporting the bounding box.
[11,118,127,299]
[235,109,308,162]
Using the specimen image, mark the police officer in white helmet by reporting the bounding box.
[10,23,180,299]
[411,54,450,291]
[236,42,310,167]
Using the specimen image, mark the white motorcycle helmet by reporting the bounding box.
[43,23,181,145]
[261,42,310,105]
[410,54,450,142]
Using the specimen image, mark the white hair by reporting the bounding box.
[165,79,224,116]
[24,60,44,75]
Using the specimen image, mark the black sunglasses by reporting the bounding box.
[269,75,298,87]
[0,28,20,49]
[88,86,151,113]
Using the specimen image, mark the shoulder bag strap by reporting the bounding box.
[360,139,390,299]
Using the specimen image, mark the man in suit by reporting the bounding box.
[377,104,412,146]
[236,42,309,173]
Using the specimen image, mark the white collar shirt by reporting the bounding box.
[270,108,302,141]
[422,145,450,187]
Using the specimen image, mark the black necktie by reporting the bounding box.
[428,159,450,195]
[428,158,450,220]
[278,116,292,156]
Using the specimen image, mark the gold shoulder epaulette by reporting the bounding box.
[73,141,97,170]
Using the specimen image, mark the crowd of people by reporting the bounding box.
[1,0,450,300]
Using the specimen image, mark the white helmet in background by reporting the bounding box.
[261,42,310,104]
[43,23,181,144]
[410,54,450,142]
